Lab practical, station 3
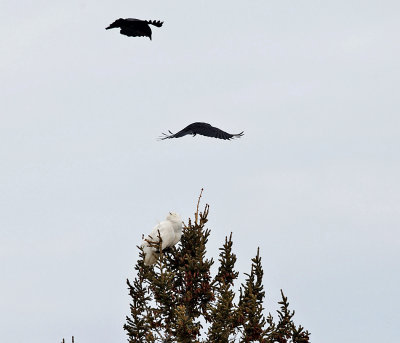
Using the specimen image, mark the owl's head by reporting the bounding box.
[166,212,182,223]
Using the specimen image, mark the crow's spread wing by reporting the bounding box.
[159,124,195,140]
[120,27,149,37]
[159,128,190,140]
[159,122,244,140]
[192,123,244,140]
[124,18,145,23]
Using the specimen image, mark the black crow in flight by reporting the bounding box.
[159,122,244,141]
[105,18,163,40]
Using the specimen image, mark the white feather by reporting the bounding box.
[141,212,183,265]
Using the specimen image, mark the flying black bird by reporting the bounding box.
[105,18,163,40]
[159,122,244,141]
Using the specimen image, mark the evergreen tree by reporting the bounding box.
[207,233,239,342]
[124,190,311,342]
[237,248,267,342]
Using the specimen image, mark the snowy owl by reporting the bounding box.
[141,212,183,265]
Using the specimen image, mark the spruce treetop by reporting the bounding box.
[124,190,310,343]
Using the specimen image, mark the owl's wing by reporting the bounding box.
[144,221,175,249]
[142,246,158,265]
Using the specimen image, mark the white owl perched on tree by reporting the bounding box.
[141,212,183,265]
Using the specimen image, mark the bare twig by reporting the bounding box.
[156,229,164,262]
[195,188,204,225]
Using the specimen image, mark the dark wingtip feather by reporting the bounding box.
[232,131,244,139]
[157,131,175,141]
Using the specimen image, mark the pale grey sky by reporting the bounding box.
[1,1,399,342]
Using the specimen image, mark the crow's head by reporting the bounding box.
[105,18,124,30]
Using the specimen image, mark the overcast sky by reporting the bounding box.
[1,1,399,342]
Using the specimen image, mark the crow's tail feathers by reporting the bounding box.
[147,20,163,27]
